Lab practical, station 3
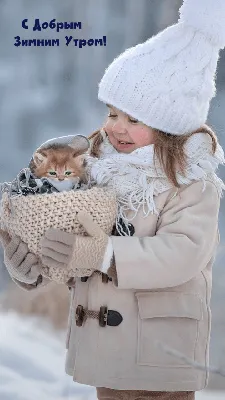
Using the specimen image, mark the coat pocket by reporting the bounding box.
[135,291,203,367]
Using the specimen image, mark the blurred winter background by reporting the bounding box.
[0,0,225,399]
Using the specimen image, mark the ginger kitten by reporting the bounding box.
[29,144,88,185]
[29,135,90,190]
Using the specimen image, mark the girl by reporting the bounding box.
[1,0,225,399]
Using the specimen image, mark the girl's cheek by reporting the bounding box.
[104,122,114,136]
[130,128,152,145]
[129,128,144,143]
[104,120,113,130]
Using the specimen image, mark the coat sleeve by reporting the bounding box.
[111,180,220,290]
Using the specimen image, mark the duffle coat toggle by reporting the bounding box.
[67,271,112,290]
[75,305,123,327]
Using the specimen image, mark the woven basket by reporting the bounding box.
[0,187,117,283]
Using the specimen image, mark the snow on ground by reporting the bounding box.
[0,311,224,400]
[0,311,94,400]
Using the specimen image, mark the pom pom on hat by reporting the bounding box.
[179,0,225,48]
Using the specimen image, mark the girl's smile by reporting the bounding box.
[104,104,156,153]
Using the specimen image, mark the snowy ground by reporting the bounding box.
[0,311,224,400]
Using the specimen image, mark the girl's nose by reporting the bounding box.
[112,120,127,134]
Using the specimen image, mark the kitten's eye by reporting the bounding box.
[48,171,57,176]
[65,171,72,176]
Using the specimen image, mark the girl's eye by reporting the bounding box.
[129,118,138,124]
[48,171,57,176]
[65,171,72,176]
[108,113,137,123]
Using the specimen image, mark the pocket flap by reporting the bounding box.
[135,292,203,321]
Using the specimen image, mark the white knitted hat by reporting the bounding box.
[98,0,225,135]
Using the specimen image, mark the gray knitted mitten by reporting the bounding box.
[41,211,110,277]
[0,229,42,284]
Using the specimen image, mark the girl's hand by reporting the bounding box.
[40,212,113,274]
[0,229,43,285]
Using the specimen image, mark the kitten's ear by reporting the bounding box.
[74,154,87,167]
[69,135,90,155]
[33,151,47,166]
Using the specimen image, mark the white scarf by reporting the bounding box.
[88,129,225,235]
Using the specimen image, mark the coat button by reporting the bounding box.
[107,310,123,326]
[66,277,75,288]
[99,307,123,327]
[112,218,135,236]
[81,276,89,282]
[102,273,112,283]
[75,305,85,326]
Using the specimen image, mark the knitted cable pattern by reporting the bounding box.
[0,187,117,284]
[98,0,225,135]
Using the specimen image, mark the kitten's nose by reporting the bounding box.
[58,176,64,181]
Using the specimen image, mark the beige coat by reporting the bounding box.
[16,180,220,391]
[64,180,220,391]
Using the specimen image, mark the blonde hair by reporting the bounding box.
[88,125,218,188]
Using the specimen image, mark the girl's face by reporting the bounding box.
[104,105,156,153]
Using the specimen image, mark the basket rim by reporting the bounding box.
[1,186,116,202]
